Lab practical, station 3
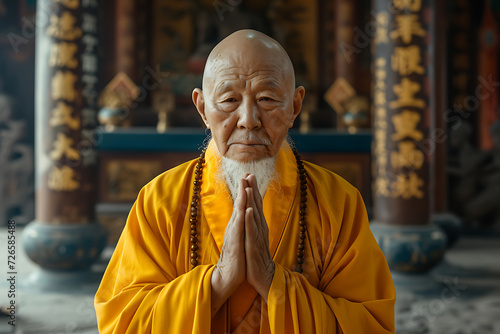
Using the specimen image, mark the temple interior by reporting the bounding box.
[1,0,500,333]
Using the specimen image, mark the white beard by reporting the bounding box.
[220,156,279,201]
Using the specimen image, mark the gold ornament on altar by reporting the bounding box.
[324,77,370,132]
[97,72,139,131]
[152,81,175,133]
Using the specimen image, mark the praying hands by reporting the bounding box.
[210,174,275,316]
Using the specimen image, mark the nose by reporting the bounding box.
[237,99,261,130]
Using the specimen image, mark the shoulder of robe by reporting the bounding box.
[137,158,198,211]
[302,160,361,202]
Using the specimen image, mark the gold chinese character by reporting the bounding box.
[374,90,387,106]
[392,172,424,199]
[50,133,80,161]
[374,177,391,196]
[374,12,389,44]
[51,70,77,101]
[376,57,387,68]
[376,153,388,175]
[375,107,387,119]
[392,45,424,75]
[46,11,82,40]
[391,141,424,169]
[47,166,80,191]
[49,42,78,68]
[374,128,387,153]
[50,102,80,130]
[54,0,79,9]
[392,110,423,141]
[375,67,387,80]
[375,69,387,91]
[390,14,426,44]
[390,78,425,109]
[393,0,421,11]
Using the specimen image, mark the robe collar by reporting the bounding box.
[200,139,298,258]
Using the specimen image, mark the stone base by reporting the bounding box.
[22,221,108,272]
[22,267,104,293]
[432,212,462,248]
[370,222,447,273]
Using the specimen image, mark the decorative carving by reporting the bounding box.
[324,77,369,132]
[152,83,175,133]
[97,72,139,131]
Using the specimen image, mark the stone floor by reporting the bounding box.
[1,227,499,334]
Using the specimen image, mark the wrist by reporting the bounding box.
[212,263,238,298]
[256,261,275,302]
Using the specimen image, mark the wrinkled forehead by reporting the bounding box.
[203,45,294,92]
[211,61,286,87]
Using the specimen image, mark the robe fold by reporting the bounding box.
[95,140,396,333]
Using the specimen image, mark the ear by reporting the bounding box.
[290,86,306,128]
[192,88,209,128]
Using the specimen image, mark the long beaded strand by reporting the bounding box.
[189,150,308,273]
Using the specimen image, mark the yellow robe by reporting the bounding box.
[95,141,396,333]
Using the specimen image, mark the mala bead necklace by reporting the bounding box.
[189,149,308,273]
[294,150,308,273]
[189,151,205,268]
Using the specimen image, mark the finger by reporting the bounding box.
[236,178,247,210]
[246,187,262,227]
[245,207,257,237]
[247,174,264,219]
[245,185,255,209]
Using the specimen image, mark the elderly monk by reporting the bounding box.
[95,29,396,333]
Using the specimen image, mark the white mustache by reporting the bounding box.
[228,133,271,146]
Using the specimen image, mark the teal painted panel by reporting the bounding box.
[97,128,372,153]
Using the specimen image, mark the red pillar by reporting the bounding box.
[22,0,107,279]
[370,0,447,273]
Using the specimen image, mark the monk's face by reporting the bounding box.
[193,31,305,162]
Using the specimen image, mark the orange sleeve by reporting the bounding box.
[267,188,396,334]
[94,185,214,333]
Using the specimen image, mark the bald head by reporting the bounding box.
[202,30,295,92]
[192,29,305,162]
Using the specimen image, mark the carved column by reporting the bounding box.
[22,0,106,282]
[370,0,447,273]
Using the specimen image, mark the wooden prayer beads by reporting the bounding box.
[189,149,308,273]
